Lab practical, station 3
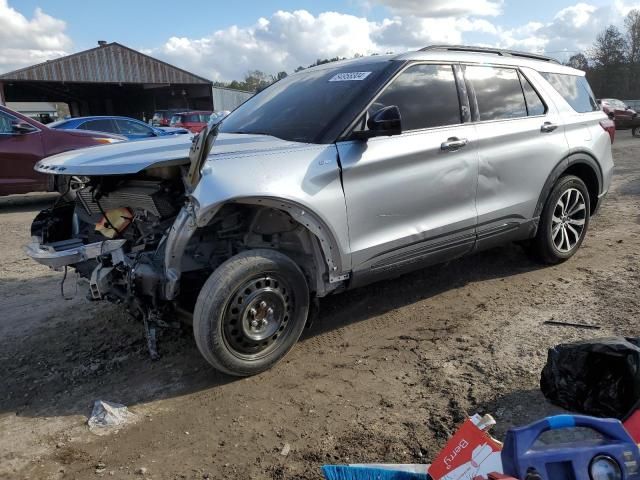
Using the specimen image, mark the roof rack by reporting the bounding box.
[419,45,560,64]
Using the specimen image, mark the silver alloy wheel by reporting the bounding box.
[552,188,586,252]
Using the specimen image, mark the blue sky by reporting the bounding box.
[12,0,616,50]
[2,0,639,80]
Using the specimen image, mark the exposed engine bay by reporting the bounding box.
[26,165,330,358]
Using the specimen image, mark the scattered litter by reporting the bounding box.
[543,320,601,330]
[322,465,427,479]
[135,467,148,475]
[323,412,640,480]
[87,400,137,435]
[541,337,640,418]
[280,443,291,456]
[429,414,502,480]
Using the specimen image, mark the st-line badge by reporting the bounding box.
[329,72,372,82]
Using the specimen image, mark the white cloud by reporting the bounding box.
[0,0,71,73]
[493,2,640,60]
[370,0,504,17]
[151,9,501,81]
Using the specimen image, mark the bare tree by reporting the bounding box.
[625,9,640,63]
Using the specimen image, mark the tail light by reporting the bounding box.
[600,119,615,144]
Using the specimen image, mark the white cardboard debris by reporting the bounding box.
[88,400,137,435]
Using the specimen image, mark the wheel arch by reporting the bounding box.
[194,197,348,297]
[534,152,602,218]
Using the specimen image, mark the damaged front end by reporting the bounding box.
[24,133,217,358]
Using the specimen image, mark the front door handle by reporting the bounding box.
[541,122,558,133]
[441,137,468,151]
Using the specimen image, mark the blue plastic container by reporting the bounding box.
[502,415,640,480]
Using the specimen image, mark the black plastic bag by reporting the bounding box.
[540,337,640,419]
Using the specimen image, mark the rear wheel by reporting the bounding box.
[530,175,590,264]
[193,249,309,376]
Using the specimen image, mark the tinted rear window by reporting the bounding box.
[519,72,547,116]
[541,73,598,113]
[79,119,116,133]
[466,66,527,121]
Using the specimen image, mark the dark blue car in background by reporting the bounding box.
[49,116,190,140]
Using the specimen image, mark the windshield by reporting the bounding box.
[47,120,66,128]
[219,60,395,144]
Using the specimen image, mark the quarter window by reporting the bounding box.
[0,111,13,134]
[466,66,527,121]
[369,64,461,131]
[519,73,546,116]
[540,72,598,113]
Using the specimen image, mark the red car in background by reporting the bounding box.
[151,109,183,127]
[0,105,124,196]
[598,98,639,133]
[169,111,212,133]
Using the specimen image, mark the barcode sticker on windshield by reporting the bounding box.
[329,72,372,82]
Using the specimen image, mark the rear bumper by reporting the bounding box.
[24,239,126,269]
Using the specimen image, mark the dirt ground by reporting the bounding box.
[1,132,639,480]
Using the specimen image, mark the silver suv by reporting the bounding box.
[26,45,614,376]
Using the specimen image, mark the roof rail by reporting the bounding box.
[419,45,560,64]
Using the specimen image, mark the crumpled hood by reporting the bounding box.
[35,133,309,176]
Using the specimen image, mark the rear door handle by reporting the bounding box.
[541,122,558,133]
[441,137,468,151]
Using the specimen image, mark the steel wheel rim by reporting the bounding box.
[222,274,293,360]
[552,188,586,253]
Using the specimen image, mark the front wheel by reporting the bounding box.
[193,249,310,376]
[530,175,590,264]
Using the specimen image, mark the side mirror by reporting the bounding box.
[352,106,402,140]
[608,112,615,120]
[11,120,37,135]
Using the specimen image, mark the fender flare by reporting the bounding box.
[231,197,345,277]
[533,152,603,218]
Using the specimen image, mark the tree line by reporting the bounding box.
[212,57,352,93]
[567,9,640,99]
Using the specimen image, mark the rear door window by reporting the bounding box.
[519,73,546,116]
[80,119,117,133]
[466,66,527,121]
[116,119,153,135]
[540,73,599,113]
[368,64,461,131]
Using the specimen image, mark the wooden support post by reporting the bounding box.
[0,82,5,106]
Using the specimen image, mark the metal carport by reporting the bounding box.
[0,42,213,121]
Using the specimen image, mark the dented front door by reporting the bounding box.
[337,124,479,281]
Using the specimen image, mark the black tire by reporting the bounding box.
[193,249,309,376]
[530,175,590,264]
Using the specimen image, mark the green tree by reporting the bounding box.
[590,25,628,67]
[567,53,589,70]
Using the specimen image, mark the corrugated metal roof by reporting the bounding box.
[6,102,58,112]
[0,42,211,85]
